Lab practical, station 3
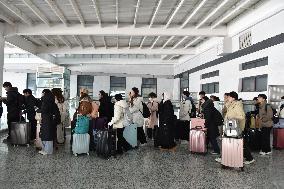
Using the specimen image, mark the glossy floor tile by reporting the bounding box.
[0,133,284,189]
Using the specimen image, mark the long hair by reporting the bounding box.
[51,88,65,103]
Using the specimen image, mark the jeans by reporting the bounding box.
[42,141,53,154]
[243,137,254,161]
[208,137,220,154]
[261,127,272,153]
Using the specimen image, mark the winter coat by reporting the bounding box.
[225,101,246,131]
[55,98,70,127]
[23,95,38,121]
[3,87,22,119]
[111,100,128,129]
[179,99,192,121]
[258,102,273,128]
[129,97,144,127]
[40,93,57,141]
[202,100,220,139]
[278,101,284,118]
[98,97,114,122]
[159,99,175,128]
[147,99,159,128]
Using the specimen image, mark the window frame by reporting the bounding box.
[241,74,268,92]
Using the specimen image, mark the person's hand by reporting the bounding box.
[108,122,113,126]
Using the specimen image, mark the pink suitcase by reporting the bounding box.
[189,127,207,154]
[190,118,205,129]
[221,138,244,171]
[273,128,284,149]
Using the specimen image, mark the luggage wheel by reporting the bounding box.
[26,144,29,147]
[221,165,227,169]
[87,153,89,156]
[74,153,78,157]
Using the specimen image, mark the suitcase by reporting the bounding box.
[274,119,284,129]
[72,133,90,156]
[92,117,108,130]
[273,128,284,149]
[245,128,261,151]
[221,137,244,171]
[96,128,117,159]
[57,123,65,144]
[176,120,190,140]
[123,124,137,148]
[157,124,176,149]
[35,121,42,149]
[10,120,31,146]
[190,118,205,129]
[189,127,207,154]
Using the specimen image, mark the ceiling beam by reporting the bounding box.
[42,35,59,47]
[211,0,252,29]
[183,37,201,49]
[150,36,160,49]
[115,0,118,26]
[116,36,119,48]
[15,24,227,37]
[149,0,163,28]
[73,35,84,48]
[69,0,85,27]
[162,36,175,48]
[0,0,33,25]
[58,35,72,48]
[128,36,132,49]
[180,0,207,28]
[37,46,196,55]
[172,36,189,49]
[102,36,107,48]
[91,0,102,26]
[139,36,146,48]
[133,0,141,27]
[165,0,186,28]
[45,0,68,26]
[88,35,96,48]
[22,0,50,26]
[196,0,229,28]
[0,14,15,26]
[24,36,47,47]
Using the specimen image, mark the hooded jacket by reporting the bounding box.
[225,100,245,131]
[111,100,129,129]
[129,97,144,127]
[23,95,38,120]
[258,101,273,128]
[202,100,221,139]
[3,87,22,119]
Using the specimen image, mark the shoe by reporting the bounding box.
[259,151,266,155]
[38,150,47,155]
[215,158,222,163]
[244,159,255,165]
[140,143,147,147]
[265,151,272,155]
[211,152,220,155]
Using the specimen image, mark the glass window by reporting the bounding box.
[27,73,37,95]
[110,76,126,98]
[242,77,255,92]
[77,75,94,98]
[241,57,268,71]
[256,74,268,92]
[180,72,189,100]
[201,70,219,79]
[141,78,157,100]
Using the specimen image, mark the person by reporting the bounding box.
[216,91,255,164]
[177,91,192,141]
[147,92,159,140]
[257,94,273,155]
[1,82,24,142]
[210,95,222,114]
[22,89,38,141]
[80,89,99,119]
[201,96,221,155]
[222,93,230,117]
[51,88,70,145]
[197,91,206,116]
[158,92,176,150]
[129,87,147,146]
[108,94,132,154]
[252,97,260,115]
[278,96,284,118]
[98,90,114,122]
[38,89,57,155]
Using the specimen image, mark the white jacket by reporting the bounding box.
[129,97,144,127]
[111,100,128,129]
[278,101,284,118]
[179,99,192,121]
[55,99,70,127]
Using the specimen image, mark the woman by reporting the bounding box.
[201,96,221,155]
[129,87,147,145]
[147,92,159,140]
[108,94,132,154]
[39,89,57,155]
[210,95,222,114]
[158,92,176,150]
[178,91,192,141]
[51,88,69,145]
[98,90,113,122]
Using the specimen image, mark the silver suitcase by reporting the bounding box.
[72,133,90,156]
[10,121,31,146]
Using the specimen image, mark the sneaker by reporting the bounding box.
[38,150,47,155]
[215,158,222,163]
[259,151,266,155]
[244,159,255,165]
[140,143,147,147]
[265,151,272,155]
[211,152,220,155]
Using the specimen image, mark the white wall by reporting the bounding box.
[93,76,110,98]
[2,72,27,96]
[126,77,142,96]
[157,78,174,99]
[70,74,77,99]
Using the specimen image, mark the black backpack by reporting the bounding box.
[189,99,197,118]
[265,104,279,124]
[17,93,25,109]
[53,104,61,125]
[141,102,151,118]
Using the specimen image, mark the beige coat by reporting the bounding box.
[111,100,128,129]
[225,101,246,131]
[258,102,273,128]
[147,99,159,128]
[179,100,192,121]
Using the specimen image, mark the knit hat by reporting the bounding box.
[80,88,89,95]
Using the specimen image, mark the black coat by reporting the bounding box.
[23,95,38,120]
[40,93,56,141]
[98,97,114,122]
[202,100,221,139]
[159,100,175,126]
[3,87,22,119]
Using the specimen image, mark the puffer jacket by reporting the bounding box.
[111,100,128,129]
[278,101,284,118]
[129,97,144,127]
[147,98,159,128]
[179,99,192,121]
[55,98,70,127]
[225,100,245,131]
[258,102,273,128]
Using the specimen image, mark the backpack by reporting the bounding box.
[78,101,92,115]
[141,102,151,118]
[265,104,279,124]
[224,119,242,138]
[74,115,90,134]
[53,104,61,125]
[17,93,25,109]
[189,99,196,118]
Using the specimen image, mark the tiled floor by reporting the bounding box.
[0,133,283,189]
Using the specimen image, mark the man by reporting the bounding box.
[252,97,260,115]
[23,89,38,141]
[197,91,206,116]
[1,82,23,142]
[257,94,273,155]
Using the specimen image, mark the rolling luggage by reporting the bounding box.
[72,133,90,156]
[273,128,284,149]
[10,117,31,146]
[176,120,190,140]
[96,127,117,159]
[189,126,207,154]
[223,119,242,138]
[190,118,205,129]
[245,128,261,151]
[274,119,284,129]
[157,124,175,149]
[123,124,137,147]
[92,117,108,130]
[221,137,244,171]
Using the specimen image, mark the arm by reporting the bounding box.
[111,106,123,124]
[262,105,273,122]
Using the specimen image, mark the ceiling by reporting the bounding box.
[0,0,263,62]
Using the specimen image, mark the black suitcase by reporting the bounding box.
[96,128,117,158]
[176,120,190,141]
[158,124,176,149]
[245,128,261,151]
